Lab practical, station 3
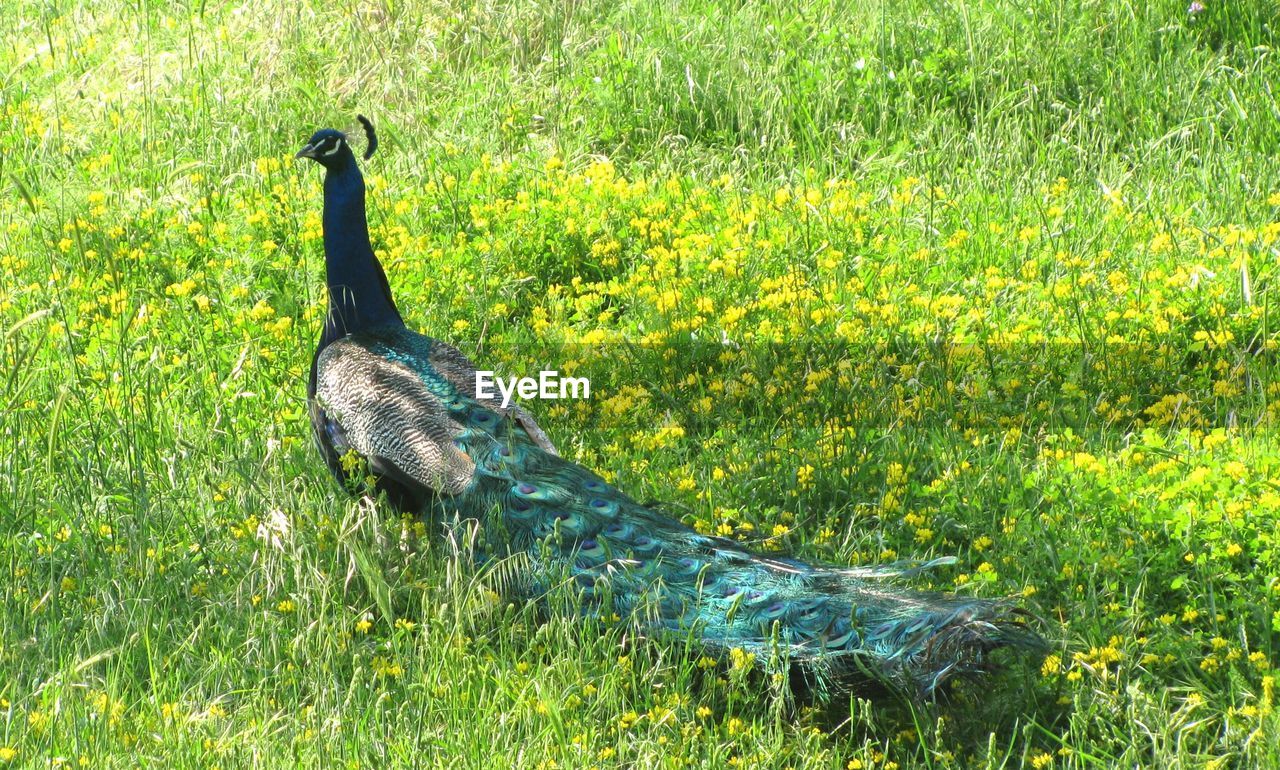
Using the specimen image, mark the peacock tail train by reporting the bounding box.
[297,117,1046,701]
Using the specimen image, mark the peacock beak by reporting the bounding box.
[295,143,318,159]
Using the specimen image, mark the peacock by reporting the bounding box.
[295,116,1045,699]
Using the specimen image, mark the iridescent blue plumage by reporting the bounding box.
[297,118,1045,698]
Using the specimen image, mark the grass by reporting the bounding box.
[2,0,1279,767]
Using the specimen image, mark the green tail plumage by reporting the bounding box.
[449,403,1043,698]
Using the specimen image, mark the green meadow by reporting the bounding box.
[2,0,1278,767]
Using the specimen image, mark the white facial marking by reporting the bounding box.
[321,137,344,157]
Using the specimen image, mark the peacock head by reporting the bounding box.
[295,116,377,170]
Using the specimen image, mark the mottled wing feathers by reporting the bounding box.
[314,336,477,496]
[311,328,558,497]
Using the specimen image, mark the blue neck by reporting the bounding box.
[319,156,404,349]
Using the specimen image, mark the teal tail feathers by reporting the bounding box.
[445,422,1047,699]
